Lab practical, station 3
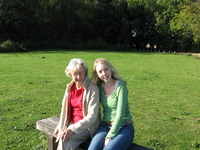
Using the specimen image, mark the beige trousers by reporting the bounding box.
[57,129,90,150]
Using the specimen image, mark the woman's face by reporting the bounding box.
[71,67,85,85]
[95,63,112,83]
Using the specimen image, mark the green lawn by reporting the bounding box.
[0,51,200,150]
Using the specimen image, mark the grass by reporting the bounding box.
[0,50,200,150]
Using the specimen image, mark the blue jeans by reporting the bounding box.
[88,122,134,150]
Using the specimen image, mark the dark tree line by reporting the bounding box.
[0,0,199,52]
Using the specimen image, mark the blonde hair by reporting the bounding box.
[65,58,88,77]
[91,58,125,85]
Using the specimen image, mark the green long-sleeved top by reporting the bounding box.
[99,80,132,140]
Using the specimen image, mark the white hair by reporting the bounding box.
[65,58,88,77]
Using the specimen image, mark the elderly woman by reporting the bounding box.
[54,58,100,150]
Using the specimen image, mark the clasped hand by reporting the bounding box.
[54,128,74,142]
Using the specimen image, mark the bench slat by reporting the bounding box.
[36,116,59,138]
[36,116,152,150]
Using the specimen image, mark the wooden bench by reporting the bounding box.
[36,116,152,150]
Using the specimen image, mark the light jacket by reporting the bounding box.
[56,76,100,143]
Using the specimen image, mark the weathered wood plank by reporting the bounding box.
[47,135,58,150]
[36,116,152,150]
[128,143,152,150]
[36,116,59,138]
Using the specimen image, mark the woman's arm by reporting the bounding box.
[106,82,128,139]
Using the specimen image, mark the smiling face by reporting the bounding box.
[95,62,112,83]
[71,67,86,85]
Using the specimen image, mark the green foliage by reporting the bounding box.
[0,0,199,51]
[0,40,26,52]
[0,51,200,149]
[170,1,200,45]
[130,0,200,52]
[22,40,132,51]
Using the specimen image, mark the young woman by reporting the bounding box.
[54,58,100,150]
[88,58,134,150]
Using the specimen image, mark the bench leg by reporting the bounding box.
[47,135,58,150]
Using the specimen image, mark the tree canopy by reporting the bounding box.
[0,0,199,52]
[170,1,200,44]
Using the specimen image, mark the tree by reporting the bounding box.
[170,1,200,45]
[0,0,41,41]
[127,0,198,51]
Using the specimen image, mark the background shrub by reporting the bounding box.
[0,40,26,53]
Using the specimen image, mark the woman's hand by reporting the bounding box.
[53,128,59,135]
[61,128,74,142]
[104,138,110,147]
